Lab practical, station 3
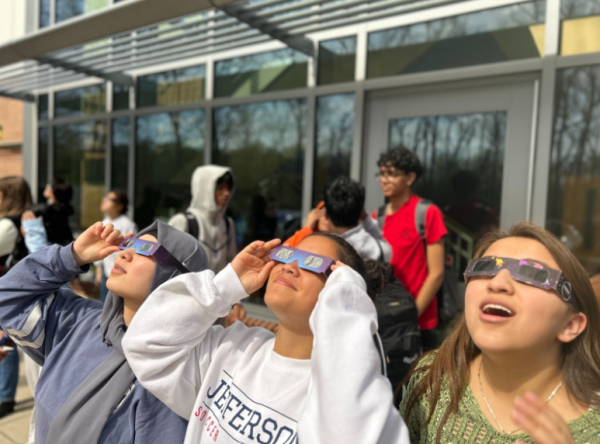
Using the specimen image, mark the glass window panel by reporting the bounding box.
[561,0,600,19]
[388,112,505,269]
[56,0,110,23]
[137,65,205,108]
[55,84,106,118]
[214,49,308,98]
[547,65,600,272]
[54,121,107,232]
[318,36,357,85]
[213,100,306,246]
[561,0,600,56]
[113,84,130,111]
[39,0,51,28]
[135,110,205,228]
[367,1,545,79]
[38,94,49,121]
[38,127,49,203]
[112,118,130,191]
[313,94,354,205]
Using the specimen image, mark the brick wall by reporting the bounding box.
[0,149,22,178]
[0,97,24,179]
[0,97,23,143]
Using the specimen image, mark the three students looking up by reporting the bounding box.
[1,155,599,444]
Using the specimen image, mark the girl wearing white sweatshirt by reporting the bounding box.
[123,233,410,444]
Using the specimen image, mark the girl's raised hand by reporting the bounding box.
[231,239,281,295]
[72,222,133,267]
[513,392,576,444]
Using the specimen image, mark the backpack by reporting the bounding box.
[185,212,231,253]
[377,199,459,323]
[371,227,422,391]
[374,265,422,392]
[0,216,28,277]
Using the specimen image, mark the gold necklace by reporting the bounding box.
[477,360,563,435]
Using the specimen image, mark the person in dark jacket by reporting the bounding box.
[32,178,74,247]
[0,220,207,443]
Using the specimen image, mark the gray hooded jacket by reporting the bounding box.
[0,221,207,444]
[169,165,237,273]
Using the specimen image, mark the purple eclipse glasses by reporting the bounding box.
[118,237,190,274]
[464,256,574,304]
[269,245,335,277]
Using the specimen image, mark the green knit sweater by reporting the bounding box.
[399,356,600,444]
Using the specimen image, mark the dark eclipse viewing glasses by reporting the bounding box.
[464,256,574,304]
[269,245,335,277]
[118,237,190,274]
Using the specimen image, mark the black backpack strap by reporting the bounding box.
[415,199,431,255]
[375,239,385,264]
[373,333,387,377]
[224,216,232,251]
[375,206,387,264]
[377,205,386,232]
[185,212,200,240]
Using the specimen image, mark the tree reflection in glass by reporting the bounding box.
[54,121,107,233]
[367,1,545,78]
[213,99,307,247]
[388,112,506,269]
[548,65,600,271]
[135,110,205,228]
[313,94,354,205]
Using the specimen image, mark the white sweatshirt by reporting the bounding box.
[123,265,410,444]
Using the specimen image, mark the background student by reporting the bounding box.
[372,148,447,351]
[286,176,392,262]
[32,178,74,247]
[0,175,33,418]
[94,190,137,302]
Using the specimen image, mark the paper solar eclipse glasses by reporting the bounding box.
[464,256,574,304]
[269,245,335,277]
[118,237,190,274]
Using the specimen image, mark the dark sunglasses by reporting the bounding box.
[269,245,335,277]
[464,256,574,304]
[118,237,189,274]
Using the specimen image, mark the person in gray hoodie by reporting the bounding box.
[169,165,237,273]
[0,220,207,444]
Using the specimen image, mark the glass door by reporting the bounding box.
[364,77,538,273]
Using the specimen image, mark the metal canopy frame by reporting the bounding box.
[0,0,463,100]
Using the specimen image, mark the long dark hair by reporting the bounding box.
[0,176,32,217]
[50,178,73,205]
[307,232,384,300]
[402,221,600,444]
[111,190,129,215]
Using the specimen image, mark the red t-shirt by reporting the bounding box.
[372,195,448,330]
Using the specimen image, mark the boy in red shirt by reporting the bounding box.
[372,148,447,350]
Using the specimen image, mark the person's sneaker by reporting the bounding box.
[0,401,15,418]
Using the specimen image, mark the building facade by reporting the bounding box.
[0,0,26,178]
[3,0,600,274]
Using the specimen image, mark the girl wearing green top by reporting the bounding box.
[400,221,600,444]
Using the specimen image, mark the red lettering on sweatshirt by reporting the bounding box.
[194,406,221,441]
